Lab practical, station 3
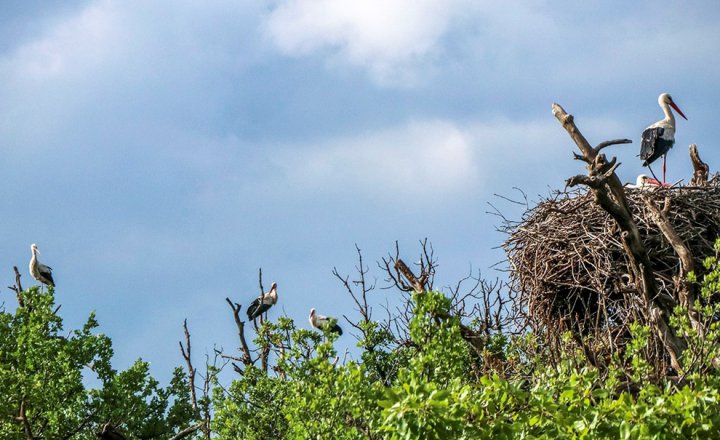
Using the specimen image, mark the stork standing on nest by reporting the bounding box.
[29,243,55,288]
[246,282,278,321]
[640,93,687,184]
[309,308,343,335]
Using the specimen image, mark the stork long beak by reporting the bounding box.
[669,100,687,120]
[646,177,672,188]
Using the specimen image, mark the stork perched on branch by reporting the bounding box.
[246,282,277,321]
[29,243,55,287]
[309,308,343,335]
[640,93,687,184]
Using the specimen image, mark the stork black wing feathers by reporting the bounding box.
[246,298,271,320]
[329,323,343,335]
[41,270,55,287]
[640,127,673,166]
[39,264,54,287]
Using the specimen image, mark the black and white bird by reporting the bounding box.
[29,243,55,287]
[640,93,687,184]
[246,282,278,321]
[308,308,342,335]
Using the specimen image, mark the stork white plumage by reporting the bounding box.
[640,93,687,184]
[29,243,55,287]
[246,282,278,321]
[625,174,664,189]
[309,308,343,335]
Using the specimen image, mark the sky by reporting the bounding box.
[2,1,720,385]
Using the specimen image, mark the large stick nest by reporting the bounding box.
[504,178,720,338]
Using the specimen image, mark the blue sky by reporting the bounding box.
[2,1,720,384]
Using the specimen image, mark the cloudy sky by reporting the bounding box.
[2,1,720,383]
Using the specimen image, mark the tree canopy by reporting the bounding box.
[4,241,720,438]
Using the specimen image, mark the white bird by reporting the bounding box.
[29,243,55,287]
[625,174,664,189]
[246,282,278,321]
[640,93,687,184]
[309,308,342,335]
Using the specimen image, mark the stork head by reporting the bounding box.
[31,243,39,254]
[309,308,316,318]
[636,174,662,187]
[659,93,687,120]
[647,176,662,185]
[270,282,277,291]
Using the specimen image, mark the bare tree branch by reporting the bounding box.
[594,138,632,154]
[224,298,253,366]
[394,259,425,293]
[689,144,710,187]
[179,319,198,412]
[8,266,25,307]
[169,423,202,440]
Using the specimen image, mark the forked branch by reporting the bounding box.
[553,102,685,373]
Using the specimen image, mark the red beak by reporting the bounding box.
[669,100,687,120]
[647,177,672,188]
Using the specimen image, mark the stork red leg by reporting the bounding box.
[662,154,667,184]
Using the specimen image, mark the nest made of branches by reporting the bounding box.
[504,178,720,342]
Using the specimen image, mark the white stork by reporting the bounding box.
[29,243,55,287]
[625,174,665,189]
[246,282,278,321]
[640,93,687,184]
[309,308,343,335]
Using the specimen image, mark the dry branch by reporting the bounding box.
[169,423,202,440]
[179,320,198,412]
[394,259,425,293]
[224,298,253,366]
[393,257,490,358]
[8,266,25,307]
[690,144,710,186]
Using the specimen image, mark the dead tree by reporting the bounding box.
[553,103,686,372]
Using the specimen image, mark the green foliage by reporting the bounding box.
[214,277,720,439]
[11,240,720,438]
[0,287,198,439]
[214,319,379,439]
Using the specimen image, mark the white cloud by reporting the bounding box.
[264,0,468,85]
[5,2,124,80]
[271,117,583,201]
[275,119,479,197]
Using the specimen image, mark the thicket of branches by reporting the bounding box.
[503,177,720,375]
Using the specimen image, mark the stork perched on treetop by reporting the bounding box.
[309,308,343,335]
[246,282,278,321]
[29,243,55,288]
[640,93,687,184]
